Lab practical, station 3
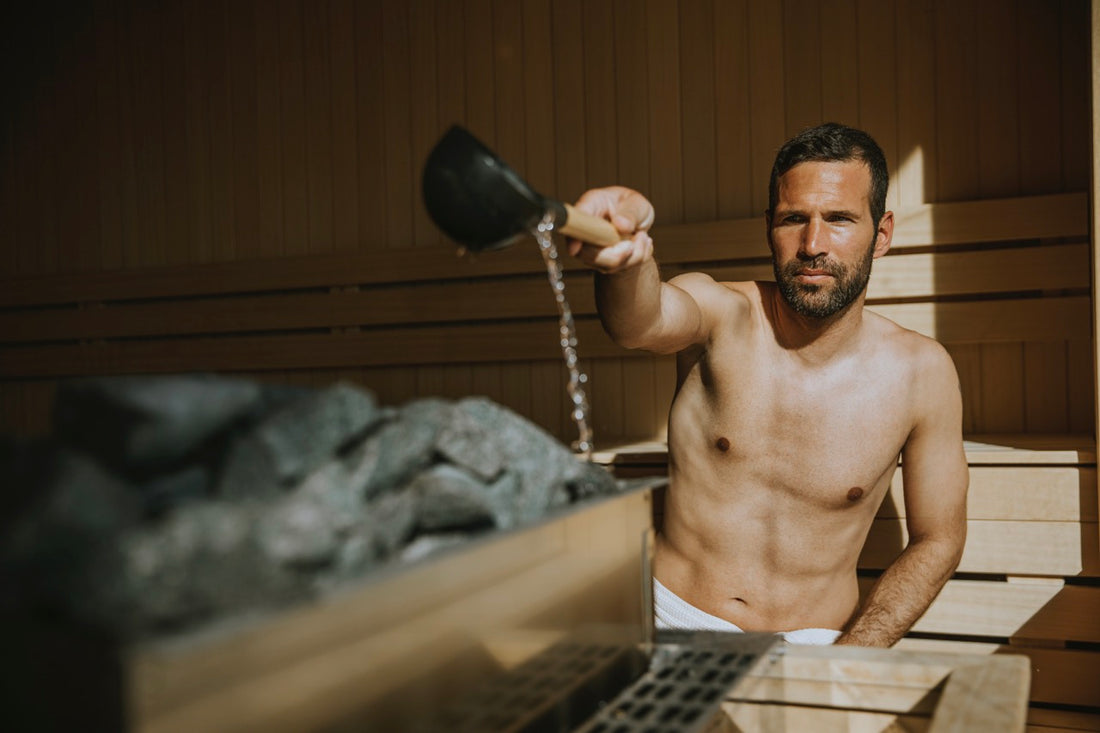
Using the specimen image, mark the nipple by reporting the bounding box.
[846,486,864,502]
[716,437,730,452]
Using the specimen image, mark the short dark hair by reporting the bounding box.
[767,122,889,227]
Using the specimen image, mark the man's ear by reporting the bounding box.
[873,210,894,259]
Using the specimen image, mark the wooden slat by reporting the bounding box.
[0,193,1085,307]
[897,579,1100,644]
[0,297,1091,378]
[893,639,1100,709]
[860,518,1100,576]
[878,466,1097,522]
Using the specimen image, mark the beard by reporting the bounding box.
[772,237,876,319]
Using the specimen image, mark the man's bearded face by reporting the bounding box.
[772,235,876,319]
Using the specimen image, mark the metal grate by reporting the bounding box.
[573,631,781,733]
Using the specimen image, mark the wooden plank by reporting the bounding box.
[935,0,980,201]
[963,434,1096,464]
[277,0,309,256]
[1025,342,1070,433]
[644,0,683,222]
[205,2,234,264]
[354,0,387,254]
[227,0,263,260]
[679,0,717,223]
[929,655,1030,732]
[303,1,335,255]
[819,0,859,126]
[254,0,284,257]
[781,0,822,136]
[859,518,1100,576]
[1061,0,1090,192]
[328,0,359,253]
[980,343,1026,432]
[521,0,556,196]
[879,466,1097,522]
[895,0,938,206]
[408,0,439,249]
[381,0,413,249]
[857,0,900,212]
[1018,0,1063,195]
[1,298,1090,378]
[1066,340,1095,435]
[0,193,1086,306]
[581,0,617,188]
[550,0,585,204]
[612,0,650,195]
[713,0,752,219]
[895,579,1100,644]
[747,0,784,216]
[892,639,1100,709]
[94,1,125,270]
[976,0,1021,198]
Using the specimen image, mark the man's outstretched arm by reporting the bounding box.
[569,186,714,354]
[836,344,969,647]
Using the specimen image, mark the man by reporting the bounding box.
[567,123,968,646]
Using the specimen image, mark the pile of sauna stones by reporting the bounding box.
[0,375,620,641]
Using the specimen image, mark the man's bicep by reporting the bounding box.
[647,273,736,353]
[900,350,969,541]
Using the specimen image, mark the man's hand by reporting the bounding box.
[567,186,655,273]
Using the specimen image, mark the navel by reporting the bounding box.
[715,436,730,452]
[846,486,864,502]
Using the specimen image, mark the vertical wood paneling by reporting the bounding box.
[857,0,899,212]
[582,0,617,189]
[255,0,284,256]
[783,0,823,136]
[551,0,586,203]
[94,2,124,270]
[895,0,938,206]
[228,0,262,259]
[465,0,497,145]
[645,0,683,222]
[131,2,168,267]
[381,0,413,249]
[1025,342,1069,432]
[354,0,386,253]
[934,0,979,202]
[747,0,785,216]
[819,0,860,126]
[1018,0,1063,195]
[162,0,191,265]
[714,0,752,219]
[679,0,717,223]
[613,0,650,195]
[304,3,335,255]
[278,0,309,255]
[1060,0,1089,191]
[55,11,101,272]
[329,0,359,253]
[980,343,1026,432]
[409,0,439,247]
[590,358,624,442]
[522,0,557,196]
[206,3,234,263]
[976,0,1020,199]
[530,360,564,437]
[0,0,1093,443]
[947,344,983,434]
[183,0,214,263]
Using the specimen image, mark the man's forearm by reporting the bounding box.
[594,259,666,349]
[835,536,962,647]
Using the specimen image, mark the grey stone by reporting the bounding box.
[411,464,495,532]
[257,489,343,570]
[399,533,471,563]
[565,460,620,501]
[362,489,418,559]
[53,374,263,472]
[258,382,384,483]
[449,397,590,525]
[362,398,452,499]
[140,464,210,517]
[435,406,504,481]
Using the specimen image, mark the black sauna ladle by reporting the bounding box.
[422,125,620,252]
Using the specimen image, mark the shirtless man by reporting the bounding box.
[568,123,968,646]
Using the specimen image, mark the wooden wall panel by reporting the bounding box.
[0,0,1092,445]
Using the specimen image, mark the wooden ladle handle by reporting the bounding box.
[559,204,623,247]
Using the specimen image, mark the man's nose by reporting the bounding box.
[800,217,826,256]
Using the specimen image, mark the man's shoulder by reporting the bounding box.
[667,273,762,312]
